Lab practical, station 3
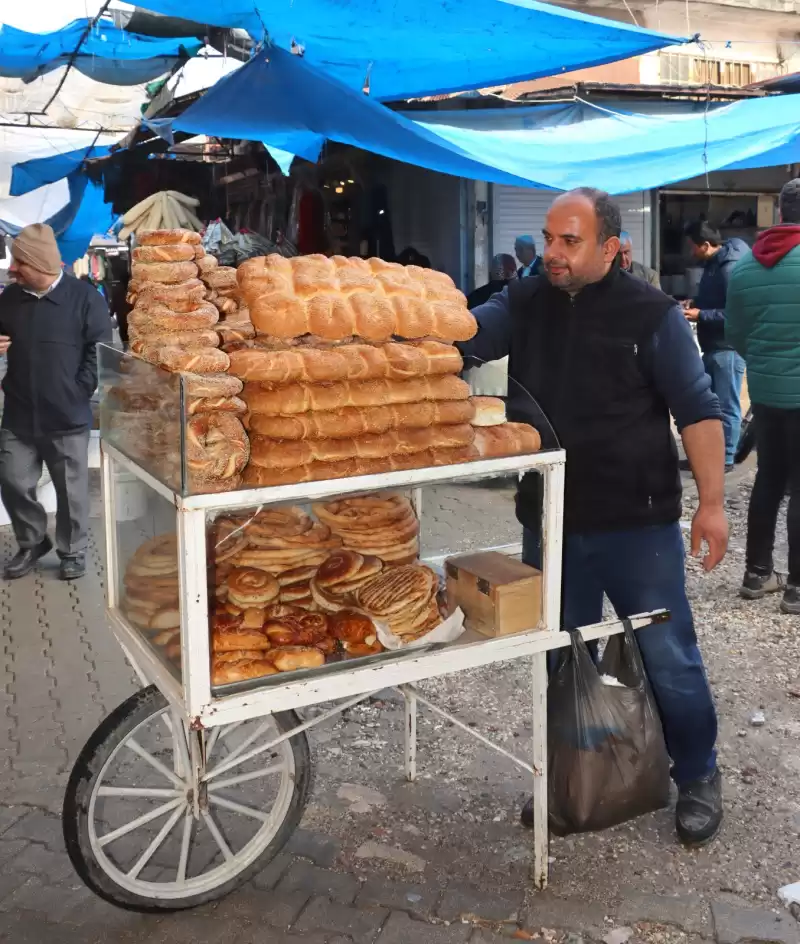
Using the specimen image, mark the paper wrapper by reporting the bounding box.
[374,607,466,652]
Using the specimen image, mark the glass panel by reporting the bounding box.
[112,469,182,681]
[99,344,185,494]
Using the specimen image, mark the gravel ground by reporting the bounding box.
[297,464,800,912]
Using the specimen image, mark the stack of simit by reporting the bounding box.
[124,229,250,492]
[198,258,256,347]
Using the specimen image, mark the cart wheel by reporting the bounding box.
[63,685,313,913]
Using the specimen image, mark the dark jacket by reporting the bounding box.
[517,256,543,279]
[0,274,112,437]
[458,267,721,534]
[726,225,800,410]
[694,237,749,353]
[467,278,511,310]
[627,260,661,289]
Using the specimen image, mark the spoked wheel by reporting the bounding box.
[63,686,312,913]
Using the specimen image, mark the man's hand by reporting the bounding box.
[683,308,700,323]
[690,502,729,571]
[0,335,10,355]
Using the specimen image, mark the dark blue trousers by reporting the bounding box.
[523,522,717,785]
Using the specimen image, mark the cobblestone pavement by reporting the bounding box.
[1,468,799,943]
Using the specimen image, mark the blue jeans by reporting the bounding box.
[703,350,745,466]
[523,522,717,785]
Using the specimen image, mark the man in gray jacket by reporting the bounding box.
[619,231,661,288]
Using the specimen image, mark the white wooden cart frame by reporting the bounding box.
[98,441,661,894]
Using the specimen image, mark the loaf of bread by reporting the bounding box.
[228,340,462,384]
[249,424,475,469]
[470,396,506,427]
[238,254,475,342]
[155,346,230,374]
[241,446,479,487]
[473,423,541,457]
[247,399,475,440]
[243,374,469,415]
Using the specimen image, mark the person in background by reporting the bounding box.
[726,178,800,615]
[459,187,727,847]
[683,221,748,471]
[619,230,661,288]
[514,235,542,278]
[396,246,431,269]
[467,253,518,309]
[0,224,112,581]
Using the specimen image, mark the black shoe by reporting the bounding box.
[780,585,800,615]
[59,554,86,581]
[740,570,785,600]
[676,769,722,846]
[520,797,534,828]
[3,537,53,580]
[678,459,692,473]
[725,463,735,474]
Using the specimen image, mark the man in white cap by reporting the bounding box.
[0,223,111,581]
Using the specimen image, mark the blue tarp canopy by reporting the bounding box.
[0,18,202,84]
[174,45,800,194]
[10,143,112,197]
[132,0,686,101]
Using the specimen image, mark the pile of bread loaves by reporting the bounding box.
[224,254,541,487]
[121,229,251,492]
[208,494,439,684]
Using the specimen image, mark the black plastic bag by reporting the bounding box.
[547,622,671,836]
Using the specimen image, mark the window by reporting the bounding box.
[659,52,758,87]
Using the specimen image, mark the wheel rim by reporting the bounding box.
[86,709,296,901]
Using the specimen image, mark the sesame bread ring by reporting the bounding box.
[136,279,207,311]
[181,372,243,399]
[131,260,199,285]
[137,229,202,246]
[129,329,220,355]
[185,414,249,481]
[133,244,197,263]
[129,304,219,333]
[155,346,230,374]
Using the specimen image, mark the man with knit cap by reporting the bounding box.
[0,223,111,581]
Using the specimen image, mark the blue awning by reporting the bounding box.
[0,18,201,84]
[10,144,112,197]
[174,45,800,194]
[131,0,687,101]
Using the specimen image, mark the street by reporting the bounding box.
[0,466,798,943]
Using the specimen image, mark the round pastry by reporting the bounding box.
[314,550,365,588]
[310,578,347,613]
[212,517,250,563]
[127,534,178,577]
[271,646,326,672]
[185,414,250,482]
[356,565,437,618]
[249,507,314,538]
[131,260,199,285]
[263,621,300,646]
[197,254,219,275]
[227,567,280,608]
[165,641,182,662]
[137,229,202,246]
[155,346,230,374]
[264,603,308,620]
[214,649,267,663]
[342,640,384,658]
[277,564,318,586]
[329,610,376,644]
[212,658,278,684]
[314,494,413,532]
[295,612,329,635]
[132,244,197,264]
[280,584,312,603]
[152,628,180,646]
[181,372,244,399]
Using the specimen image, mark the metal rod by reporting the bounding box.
[403,688,418,782]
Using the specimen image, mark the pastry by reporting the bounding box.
[137,229,202,246]
[473,423,541,458]
[356,565,438,619]
[155,346,230,373]
[227,568,280,607]
[132,244,197,263]
[470,397,507,427]
[270,646,325,672]
[211,658,278,684]
[185,414,250,483]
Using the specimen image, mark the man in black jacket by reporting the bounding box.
[459,188,728,846]
[0,224,111,581]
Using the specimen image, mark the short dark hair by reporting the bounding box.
[779,178,800,224]
[568,187,621,242]
[685,220,722,247]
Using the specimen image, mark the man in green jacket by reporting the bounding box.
[726,178,800,615]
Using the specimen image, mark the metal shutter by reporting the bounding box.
[491,186,652,266]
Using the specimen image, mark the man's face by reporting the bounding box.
[687,238,713,263]
[542,195,620,294]
[515,241,536,266]
[9,259,52,292]
[619,239,633,271]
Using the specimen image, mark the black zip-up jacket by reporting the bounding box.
[458,266,721,534]
[0,275,112,437]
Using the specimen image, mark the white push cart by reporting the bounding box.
[62,349,664,912]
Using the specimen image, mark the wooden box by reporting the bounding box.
[445,551,542,638]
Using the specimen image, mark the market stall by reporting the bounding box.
[61,231,664,911]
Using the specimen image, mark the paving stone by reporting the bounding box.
[293,896,388,944]
[154,912,248,944]
[0,875,92,922]
[277,859,361,905]
[285,828,341,867]
[0,862,32,903]
[377,910,471,944]
[0,805,27,837]
[2,810,64,850]
[616,891,712,936]
[250,851,293,891]
[522,893,613,937]
[241,930,332,944]
[711,901,800,944]
[215,887,310,929]
[0,911,101,944]
[0,838,28,864]
[437,883,521,924]
[7,842,74,882]
[356,877,439,918]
